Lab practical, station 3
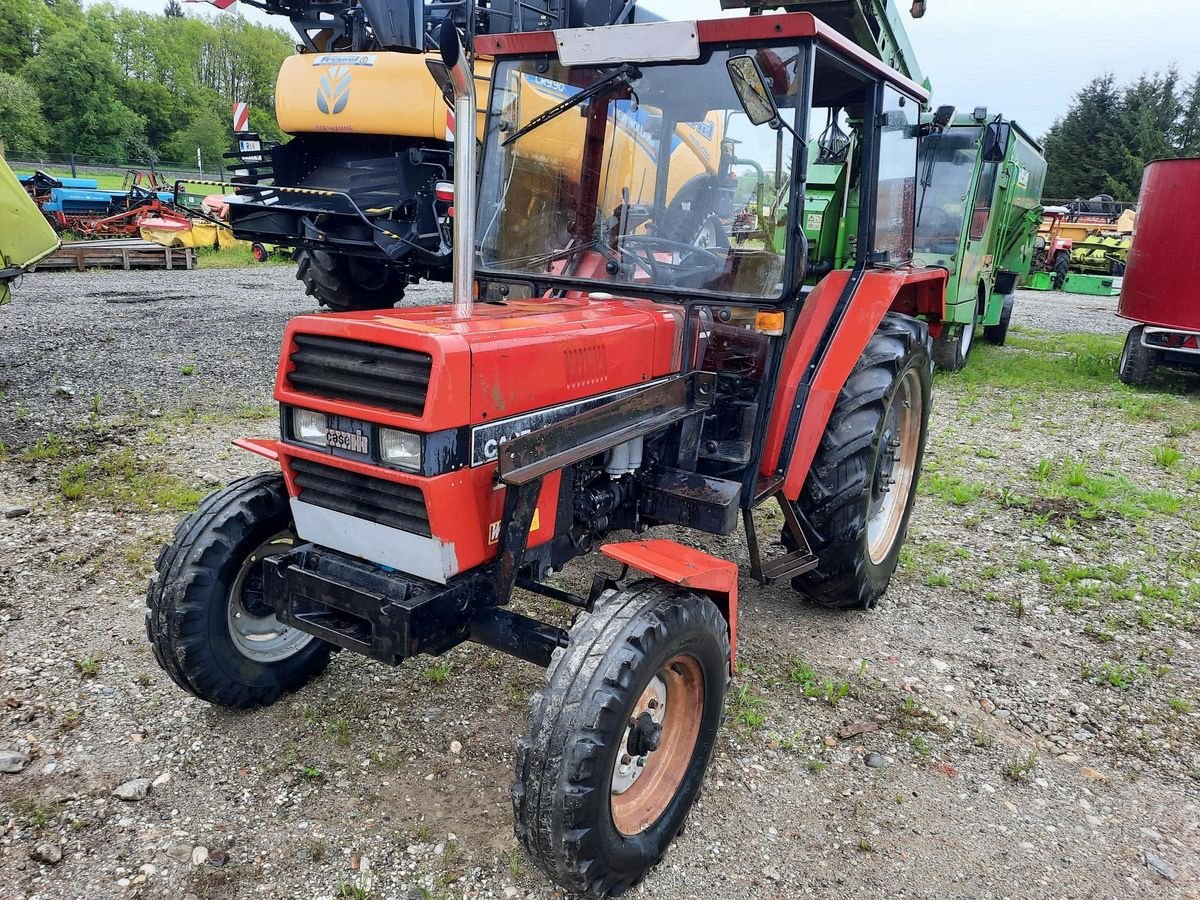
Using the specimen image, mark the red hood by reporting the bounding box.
[276,298,685,430]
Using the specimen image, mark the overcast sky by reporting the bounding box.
[95,0,1200,138]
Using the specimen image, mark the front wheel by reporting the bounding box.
[513,581,729,898]
[789,313,932,610]
[145,473,331,708]
[1052,252,1070,291]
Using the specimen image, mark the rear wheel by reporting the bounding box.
[1118,324,1158,386]
[983,293,1015,346]
[1052,252,1070,290]
[145,473,331,709]
[789,313,932,610]
[514,581,729,898]
[294,248,407,312]
[932,313,975,371]
[250,242,269,262]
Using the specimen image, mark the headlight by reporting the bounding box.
[379,428,422,471]
[293,408,328,447]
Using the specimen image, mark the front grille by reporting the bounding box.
[291,458,431,536]
[287,334,432,416]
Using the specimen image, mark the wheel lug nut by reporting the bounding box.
[647,698,659,710]
[621,753,632,766]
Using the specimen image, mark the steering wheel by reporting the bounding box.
[617,235,723,285]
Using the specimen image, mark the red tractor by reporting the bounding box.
[147,12,948,895]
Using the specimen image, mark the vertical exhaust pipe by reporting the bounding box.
[438,21,476,318]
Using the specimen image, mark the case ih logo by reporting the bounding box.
[316,66,351,115]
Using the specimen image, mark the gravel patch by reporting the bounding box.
[1012,286,1129,337]
[0,265,1196,899]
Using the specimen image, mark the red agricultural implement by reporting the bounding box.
[1117,158,1200,385]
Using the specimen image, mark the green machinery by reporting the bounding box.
[0,156,58,305]
[911,111,1046,369]
[741,106,1046,372]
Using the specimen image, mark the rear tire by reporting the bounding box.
[1118,325,1158,386]
[145,473,331,709]
[983,293,1015,346]
[513,581,729,898]
[932,314,975,371]
[295,248,407,312]
[1052,252,1070,290]
[788,313,932,610]
[251,242,269,262]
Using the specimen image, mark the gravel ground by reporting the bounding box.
[0,267,1197,900]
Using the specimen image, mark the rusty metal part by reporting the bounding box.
[610,654,704,836]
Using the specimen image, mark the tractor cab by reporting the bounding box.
[475,16,924,306]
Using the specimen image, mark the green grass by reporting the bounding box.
[1152,445,1182,469]
[921,472,985,506]
[57,448,206,512]
[729,684,768,729]
[424,660,452,686]
[944,329,1122,391]
[196,244,289,269]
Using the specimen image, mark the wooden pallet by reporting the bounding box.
[29,239,195,272]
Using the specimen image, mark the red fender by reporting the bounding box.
[600,539,739,666]
[760,267,945,501]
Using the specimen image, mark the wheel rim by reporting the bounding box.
[866,368,923,566]
[610,654,704,837]
[960,317,975,360]
[1118,331,1134,374]
[226,531,314,663]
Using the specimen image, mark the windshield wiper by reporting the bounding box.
[502,64,640,147]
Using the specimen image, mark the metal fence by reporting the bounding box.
[3,151,235,184]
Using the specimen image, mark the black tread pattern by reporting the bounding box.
[1053,252,1070,291]
[513,581,729,898]
[294,248,406,312]
[145,473,331,709]
[1118,325,1158,386]
[983,294,1014,346]
[790,313,932,611]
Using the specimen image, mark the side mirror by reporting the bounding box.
[727,55,781,129]
[983,120,1011,162]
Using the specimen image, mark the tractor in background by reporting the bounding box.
[1027,196,1135,294]
[147,10,948,896]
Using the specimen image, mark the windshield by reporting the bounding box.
[478,47,806,300]
[913,126,982,256]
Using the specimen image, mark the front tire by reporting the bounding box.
[513,581,729,898]
[1052,251,1070,290]
[789,313,932,610]
[145,473,331,709]
[1118,325,1158,386]
[294,248,407,312]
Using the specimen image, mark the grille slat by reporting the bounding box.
[292,458,431,537]
[288,334,432,416]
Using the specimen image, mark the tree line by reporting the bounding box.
[0,0,293,166]
[1042,70,1200,201]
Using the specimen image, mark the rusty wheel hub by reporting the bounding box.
[610,654,704,836]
